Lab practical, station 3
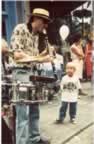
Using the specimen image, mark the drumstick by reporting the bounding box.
[16,57,38,63]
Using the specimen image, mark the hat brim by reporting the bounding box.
[29,13,51,22]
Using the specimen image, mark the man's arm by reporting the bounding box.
[13,51,30,60]
[10,24,31,61]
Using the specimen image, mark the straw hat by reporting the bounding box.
[30,8,50,22]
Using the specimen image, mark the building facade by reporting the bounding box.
[2,1,30,43]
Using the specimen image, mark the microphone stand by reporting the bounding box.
[45,35,58,80]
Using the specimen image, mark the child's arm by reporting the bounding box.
[59,78,64,94]
[77,79,82,90]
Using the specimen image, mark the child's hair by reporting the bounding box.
[66,62,76,71]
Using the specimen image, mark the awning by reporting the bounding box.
[29,1,89,46]
[30,1,87,18]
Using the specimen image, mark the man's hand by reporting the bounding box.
[14,51,29,60]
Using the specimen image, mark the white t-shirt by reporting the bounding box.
[60,75,81,102]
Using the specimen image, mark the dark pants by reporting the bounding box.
[59,101,77,120]
[2,118,13,144]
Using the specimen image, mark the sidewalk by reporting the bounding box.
[39,82,93,144]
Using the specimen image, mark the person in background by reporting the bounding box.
[1,39,9,76]
[91,48,94,97]
[85,39,92,80]
[1,39,13,144]
[70,34,86,95]
[1,39,10,105]
[55,62,81,124]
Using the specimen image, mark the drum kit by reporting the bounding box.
[1,56,56,143]
[2,57,56,105]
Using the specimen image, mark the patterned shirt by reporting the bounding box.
[10,23,54,67]
[10,23,39,57]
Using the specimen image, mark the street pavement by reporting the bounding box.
[39,82,94,144]
[65,125,93,144]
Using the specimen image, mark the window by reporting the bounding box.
[2,18,7,39]
[2,1,6,11]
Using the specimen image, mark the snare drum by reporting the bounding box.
[11,67,49,104]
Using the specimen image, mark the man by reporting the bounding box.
[10,8,52,144]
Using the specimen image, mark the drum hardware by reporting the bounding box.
[2,74,13,106]
[2,63,57,105]
[8,53,56,104]
[6,79,48,104]
[10,76,55,104]
[37,64,44,76]
[2,81,37,104]
[34,82,47,101]
[37,69,43,75]
[2,74,12,79]
[32,63,44,76]
[29,75,56,83]
[44,33,58,80]
[10,81,48,104]
[51,62,58,80]
[10,99,47,105]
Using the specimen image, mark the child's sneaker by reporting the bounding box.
[70,118,76,124]
[54,119,64,124]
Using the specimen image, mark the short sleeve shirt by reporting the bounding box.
[10,23,39,57]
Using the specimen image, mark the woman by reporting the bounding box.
[70,34,84,80]
[70,34,86,95]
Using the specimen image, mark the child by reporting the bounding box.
[55,62,81,124]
